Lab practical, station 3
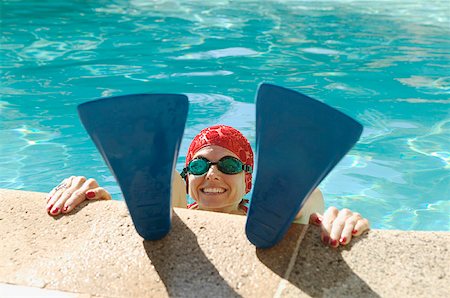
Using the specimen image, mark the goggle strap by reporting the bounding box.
[243,165,253,174]
[180,167,188,179]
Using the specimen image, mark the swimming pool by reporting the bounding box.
[1,0,449,231]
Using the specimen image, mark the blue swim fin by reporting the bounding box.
[246,84,363,248]
[78,94,188,240]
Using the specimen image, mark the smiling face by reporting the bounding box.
[187,145,246,213]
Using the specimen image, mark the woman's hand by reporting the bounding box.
[309,207,370,248]
[46,176,111,216]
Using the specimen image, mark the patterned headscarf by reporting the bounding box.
[185,125,254,193]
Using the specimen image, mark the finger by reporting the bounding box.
[49,176,86,216]
[309,212,323,226]
[46,176,75,212]
[338,213,362,246]
[46,184,60,204]
[351,218,370,237]
[321,207,339,245]
[60,178,95,213]
[48,189,72,216]
[63,179,109,214]
[329,208,353,247]
[46,178,68,203]
[46,176,72,205]
[85,187,112,201]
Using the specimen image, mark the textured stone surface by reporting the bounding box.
[278,223,449,297]
[1,188,449,298]
[0,283,91,298]
[0,189,304,297]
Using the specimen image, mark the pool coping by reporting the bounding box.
[1,188,449,297]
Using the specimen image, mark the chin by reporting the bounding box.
[199,198,225,208]
[197,195,230,210]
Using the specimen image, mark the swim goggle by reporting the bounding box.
[181,156,253,179]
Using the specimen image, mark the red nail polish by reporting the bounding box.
[323,235,330,245]
[47,204,53,212]
[86,191,95,199]
[352,229,358,235]
[340,237,347,244]
[315,216,322,225]
[52,207,59,214]
[63,206,68,212]
[330,239,338,246]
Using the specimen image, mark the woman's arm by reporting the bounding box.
[293,188,325,224]
[171,170,187,208]
[46,176,111,215]
[310,206,370,248]
[46,172,188,216]
[292,188,370,247]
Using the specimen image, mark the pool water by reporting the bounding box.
[1,0,449,231]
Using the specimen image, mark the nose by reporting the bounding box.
[205,164,221,180]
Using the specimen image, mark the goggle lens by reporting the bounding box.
[219,156,242,174]
[189,158,210,175]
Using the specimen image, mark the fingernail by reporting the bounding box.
[340,237,347,244]
[322,235,330,245]
[63,206,69,212]
[314,216,322,225]
[352,229,358,235]
[86,191,95,199]
[47,204,53,212]
[330,239,338,247]
[52,207,59,214]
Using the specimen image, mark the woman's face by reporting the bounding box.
[188,145,246,212]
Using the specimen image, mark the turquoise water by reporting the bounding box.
[1,0,449,231]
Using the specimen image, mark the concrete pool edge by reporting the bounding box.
[0,188,449,297]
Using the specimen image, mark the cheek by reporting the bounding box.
[229,174,246,195]
[188,176,201,198]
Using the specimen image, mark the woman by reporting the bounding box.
[46,125,369,247]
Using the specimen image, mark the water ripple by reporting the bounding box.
[173,47,259,60]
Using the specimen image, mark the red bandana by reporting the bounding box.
[185,125,254,193]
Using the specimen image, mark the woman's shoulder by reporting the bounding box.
[240,199,249,214]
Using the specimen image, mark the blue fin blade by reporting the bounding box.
[246,84,363,248]
[78,94,188,240]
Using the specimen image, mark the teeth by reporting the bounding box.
[202,188,226,194]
